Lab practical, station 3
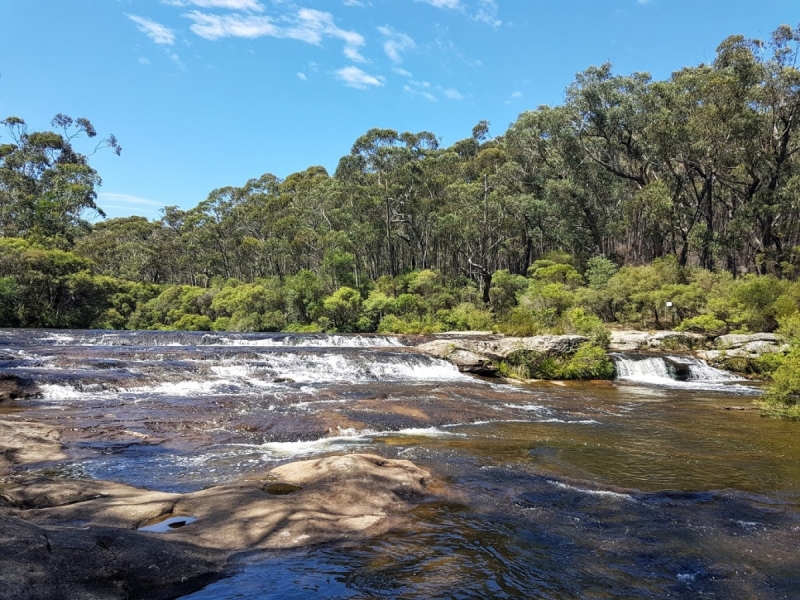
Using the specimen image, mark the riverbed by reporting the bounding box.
[1,329,798,599]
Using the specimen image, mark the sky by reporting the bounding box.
[1,0,798,220]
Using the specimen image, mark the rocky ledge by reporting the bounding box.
[416,335,591,377]
[0,420,440,599]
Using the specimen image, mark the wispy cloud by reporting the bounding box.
[98,193,166,210]
[416,0,461,9]
[474,0,501,26]
[442,87,463,100]
[336,66,384,89]
[403,79,437,101]
[138,57,151,65]
[393,67,413,77]
[127,14,175,45]
[184,9,366,61]
[378,26,415,64]
[297,72,307,80]
[163,0,265,11]
[342,0,367,5]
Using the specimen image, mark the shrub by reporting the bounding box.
[676,314,727,336]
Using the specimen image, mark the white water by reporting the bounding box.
[612,353,751,392]
[36,331,405,348]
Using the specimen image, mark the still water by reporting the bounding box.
[1,330,798,599]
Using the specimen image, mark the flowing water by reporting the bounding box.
[2,330,799,599]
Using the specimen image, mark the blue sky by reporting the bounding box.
[1,0,798,219]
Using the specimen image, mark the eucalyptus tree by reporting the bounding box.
[0,115,120,247]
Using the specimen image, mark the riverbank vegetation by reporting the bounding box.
[2,26,800,413]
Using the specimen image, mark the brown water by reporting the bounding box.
[1,329,798,599]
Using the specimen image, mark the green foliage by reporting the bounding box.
[564,308,610,347]
[584,256,618,289]
[676,314,727,335]
[321,286,363,332]
[502,343,614,380]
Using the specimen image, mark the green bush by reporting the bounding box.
[676,314,727,335]
[501,343,614,380]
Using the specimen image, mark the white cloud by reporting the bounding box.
[185,12,278,39]
[404,84,437,102]
[163,0,264,11]
[442,87,463,100]
[169,52,186,68]
[184,9,366,61]
[336,66,384,89]
[393,67,412,77]
[127,14,175,45]
[474,0,501,26]
[98,193,166,208]
[138,57,151,65]
[416,0,460,8]
[378,26,415,64]
[342,0,366,5]
[297,72,307,80]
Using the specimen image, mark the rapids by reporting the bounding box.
[2,329,799,599]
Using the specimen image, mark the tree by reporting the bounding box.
[0,115,120,247]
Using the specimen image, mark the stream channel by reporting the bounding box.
[2,329,799,599]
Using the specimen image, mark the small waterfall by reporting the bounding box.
[610,353,745,388]
[25,330,407,348]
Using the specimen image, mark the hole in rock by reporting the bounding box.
[264,483,303,496]
[138,515,197,533]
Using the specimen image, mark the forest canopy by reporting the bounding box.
[1,26,800,341]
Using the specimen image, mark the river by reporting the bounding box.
[2,329,798,599]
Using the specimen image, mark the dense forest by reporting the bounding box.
[2,26,800,414]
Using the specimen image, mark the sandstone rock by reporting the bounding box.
[417,336,589,374]
[715,333,781,349]
[646,331,706,349]
[415,340,497,375]
[608,331,650,352]
[0,514,225,600]
[0,420,65,475]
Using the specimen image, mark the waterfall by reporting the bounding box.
[610,353,745,388]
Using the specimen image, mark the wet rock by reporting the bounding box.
[0,374,39,402]
[6,454,437,553]
[0,514,225,600]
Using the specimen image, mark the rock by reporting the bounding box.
[415,340,497,375]
[714,333,782,349]
[0,374,39,402]
[417,336,589,376]
[609,330,707,352]
[0,420,65,475]
[0,453,439,599]
[608,331,650,352]
[646,331,706,350]
[740,341,788,355]
[5,455,435,552]
[0,514,225,600]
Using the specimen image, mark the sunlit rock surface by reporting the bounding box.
[0,420,438,599]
